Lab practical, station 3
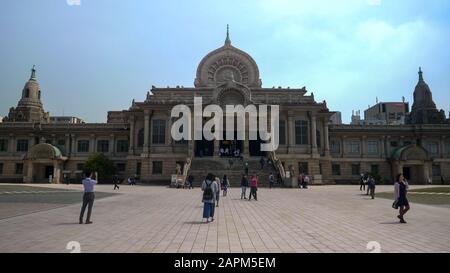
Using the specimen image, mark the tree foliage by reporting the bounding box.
[84,153,116,180]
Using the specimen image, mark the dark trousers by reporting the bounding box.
[80,192,95,222]
[369,187,375,199]
[114,184,119,190]
[249,187,257,200]
[360,183,365,191]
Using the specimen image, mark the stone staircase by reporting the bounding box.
[188,157,279,187]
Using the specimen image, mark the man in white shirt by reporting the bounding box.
[79,171,98,224]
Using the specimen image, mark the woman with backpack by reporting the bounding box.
[201,173,219,223]
[222,175,230,197]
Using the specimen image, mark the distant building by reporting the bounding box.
[49,116,84,124]
[350,110,363,125]
[330,112,342,125]
[364,102,410,125]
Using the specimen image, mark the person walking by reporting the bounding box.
[367,176,376,199]
[441,175,445,185]
[359,173,366,191]
[394,174,410,224]
[297,174,303,189]
[187,174,194,189]
[222,175,230,197]
[215,176,221,207]
[201,173,218,223]
[244,161,249,175]
[249,174,258,201]
[260,157,265,170]
[240,174,248,199]
[79,171,98,224]
[269,173,275,189]
[303,175,310,189]
[113,174,120,190]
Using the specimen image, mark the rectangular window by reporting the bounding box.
[347,141,360,154]
[330,140,340,154]
[116,140,129,153]
[57,139,66,146]
[390,141,398,148]
[117,163,126,172]
[427,142,439,156]
[152,120,166,145]
[371,164,379,174]
[432,165,441,177]
[351,164,361,176]
[174,124,188,144]
[279,120,286,145]
[404,141,412,146]
[136,162,142,176]
[97,140,109,153]
[15,163,24,175]
[0,163,3,174]
[77,140,90,153]
[298,162,308,175]
[295,120,308,145]
[152,161,163,174]
[16,139,29,152]
[367,141,379,154]
[0,139,8,152]
[332,164,341,176]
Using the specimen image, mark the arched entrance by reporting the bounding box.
[23,143,67,183]
[390,144,432,184]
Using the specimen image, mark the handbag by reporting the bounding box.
[392,200,399,209]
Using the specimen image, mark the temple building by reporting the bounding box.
[1,29,449,186]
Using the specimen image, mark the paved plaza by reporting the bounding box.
[0,184,449,253]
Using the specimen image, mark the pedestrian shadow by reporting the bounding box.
[184,221,207,225]
[54,222,81,226]
[380,221,401,225]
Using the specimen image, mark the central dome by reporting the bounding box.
[194,26,261,88]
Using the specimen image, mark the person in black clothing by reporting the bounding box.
[259,157,265,170]
[187,174,194,189]
[394,173,410,224]
[359,174,365,191]
[240,174,249,199]
[441,176,445,185]
[113,175,120,190]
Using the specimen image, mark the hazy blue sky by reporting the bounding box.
[1,0,449,123]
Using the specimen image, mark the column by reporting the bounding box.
[25,161,33,183]
[311,114,317,154]
[385,136,391,158]
[342,136,346,157]
[143,110,150,153]
[440,136,445,158]
[129,115,135,155]
[244,115,250,157]
[90,134,95,153]
[65,134,71,156]
[324,119,330,156]
[188,112,194,157]
[110,134,115,155]
[288,111,295,153]
[167,110,173,153]
[9,134,15,153]
[361,136,367,158]
[380,136,385,159]
[53,162,61,184]
[71,134,77,155]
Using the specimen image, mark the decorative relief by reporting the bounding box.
[207,57,249,85]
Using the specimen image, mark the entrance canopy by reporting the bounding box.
[391,144,430,162]
[25,143,65,161]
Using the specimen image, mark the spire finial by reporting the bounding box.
[30,65,36,80]
[225,24,231,45]
[418,66,424,82]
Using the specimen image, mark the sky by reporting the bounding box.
[0,0,449,123]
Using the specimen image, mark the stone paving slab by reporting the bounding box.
[0,184,449,253]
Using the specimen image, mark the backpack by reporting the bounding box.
[203,181,214,200]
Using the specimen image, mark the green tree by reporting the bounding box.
[84,153,116,181]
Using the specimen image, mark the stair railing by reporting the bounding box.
[268,151,286,185]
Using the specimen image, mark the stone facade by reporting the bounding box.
[1,35,449,185]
